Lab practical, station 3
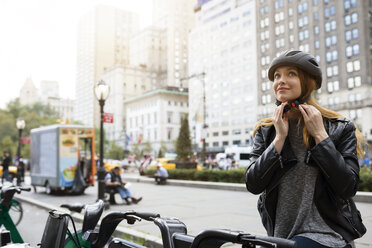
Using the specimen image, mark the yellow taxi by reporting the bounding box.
[0,165,18,179]
[150,158,202,170]
[150,158,177,170]
[104,160,123,174]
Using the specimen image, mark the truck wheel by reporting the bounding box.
[45,182,53,195]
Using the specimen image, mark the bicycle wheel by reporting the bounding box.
[9,199,23,226]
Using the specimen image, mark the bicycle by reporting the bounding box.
[0,185,31,243]
[2,200,296,248]
[40,201,159,248]
[106,211,297,248]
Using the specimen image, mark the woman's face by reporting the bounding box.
[272,66,302,103]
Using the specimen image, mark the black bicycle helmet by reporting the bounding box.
[268,50,322,89]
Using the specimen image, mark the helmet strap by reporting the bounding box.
[275,95,310,114]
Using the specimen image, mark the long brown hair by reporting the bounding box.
[254,68,366,158]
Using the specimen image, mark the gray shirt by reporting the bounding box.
[274,119,347,247]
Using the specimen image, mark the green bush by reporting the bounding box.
[145,167,372,191]
[358,167,372,192]
[145,168,246,183]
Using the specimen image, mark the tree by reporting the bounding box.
[95,127,109,157]
[0,99,62,159]
[142,141,153,155]
[107,141,125,160]
[158,141,168,158]
[131,143,143,161]
[0,136,16,159]
[176,116,192,161]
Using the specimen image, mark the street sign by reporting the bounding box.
[20,137,31,144]
[103,113,114,123]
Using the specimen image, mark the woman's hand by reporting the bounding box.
[272,102,289,153]
[299,104,328,144]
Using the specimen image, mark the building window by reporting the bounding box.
[167,128,172,140]
[315,40,320,49]
[213,132,219,137]
[233,140,241,145]
[167,112,173,123]
[222,131,229,136]
[327,81,339,92]
[314,12,319,20]
[232,129,241,135]
[213,142,219,147]
[347,77,361,89]
[314,26,319,35]
[351,13,358,23]
[326,50,338,62]
[222,141,229,146]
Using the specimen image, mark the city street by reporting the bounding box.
[14,175,372,247]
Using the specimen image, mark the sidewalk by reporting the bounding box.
[123,173,372,203]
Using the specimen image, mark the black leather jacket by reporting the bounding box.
[245,117,366,242]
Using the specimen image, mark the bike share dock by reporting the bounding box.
[16,173,372,248]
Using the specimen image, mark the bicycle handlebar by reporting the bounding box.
[0,185,31,207]
[189,229,296,248]
[249,235,296,248]
[19,186,31,192]
[127,211,160,221]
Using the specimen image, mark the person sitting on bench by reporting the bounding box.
[154,163,168,185]
[104,166,142,205]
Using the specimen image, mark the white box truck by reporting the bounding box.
[30,124,96,194]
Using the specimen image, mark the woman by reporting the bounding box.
[245,50,366,248]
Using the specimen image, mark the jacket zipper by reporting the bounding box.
[311,155,330,178]
[343,200,362,237]
[305,150,311,164]
[262,192,274,236]
[260,157,281,180]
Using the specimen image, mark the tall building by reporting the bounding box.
[45,96,74,122]
[124,87,189,154]
[129,26,167,73]
[102,65,154,147]
[39,80,59,102]
[75,5,139,126]
[188,0,257,152]
[256,0,372,152]
[19,77,38,105]
[152,0,195,88]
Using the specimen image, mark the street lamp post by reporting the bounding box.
[181,72,207,164]
[16,117,26,161]
[94,80,110,201]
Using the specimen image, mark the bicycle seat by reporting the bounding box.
[82,200,105,233]
[60,203,85,213]
[91,212,133,248]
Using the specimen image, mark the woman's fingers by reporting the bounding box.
[298,105,308,120]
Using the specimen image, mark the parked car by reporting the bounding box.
[0,165,18,180]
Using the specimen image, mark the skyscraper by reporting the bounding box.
[152,0,195,88]
[256,0,372,150]
[74,5,139,126]
[188,0,257,151]
[19,77,38,105]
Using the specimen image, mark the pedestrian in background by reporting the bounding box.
[245,50,366,247]
[105,166,142,205]
[154,163,168,185]
[1,151,11,183]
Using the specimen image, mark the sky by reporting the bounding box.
[0,0,153,109]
